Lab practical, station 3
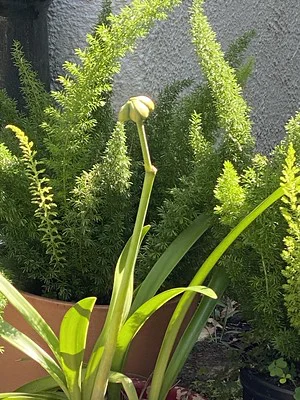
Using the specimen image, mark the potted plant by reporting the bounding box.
[127,1,300,398]
[0,0,256,386]
[0,0,202,387]
[0,0,258,390]
[213,114,300,400]
[0,92,294,400]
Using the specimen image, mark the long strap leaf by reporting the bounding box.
[131,213,211,313]
[16,376,59,393]
[0,394,66,400]
[159,268,228,400]
[113,286,216,373]
[109,286,216,400]
[82,227,150,400]
[0,321,68,396]
[0,273,59,360]
[105,226,150,335]
[59,297,96,400]
[109,372,139,400]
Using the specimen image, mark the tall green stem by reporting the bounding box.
[86,119,156,400]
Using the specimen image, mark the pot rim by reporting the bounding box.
[20,291,185,310]
[21,290,109,310]
[240,368,294,396]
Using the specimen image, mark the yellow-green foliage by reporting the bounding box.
[0,0,185,301]
[281,144,300,332]
[214,161,246,226]
[214,118,300,361]
[7,125,67,296]
[42,0,183,204]
[191,0,254,166]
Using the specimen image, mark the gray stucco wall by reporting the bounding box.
[48,0,300,153]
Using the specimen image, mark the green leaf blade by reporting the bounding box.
[59,297,96,400]
[0,273,59,360]
[0,320,67,394]
[112,286,216,374]
[131,214,211,313]
[109,372,139,400]
[16,376,59,393]
[83,226,150,400]
[0,394,66,400]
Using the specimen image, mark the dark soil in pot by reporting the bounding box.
[178,340,242,400]
[178,308,250,400]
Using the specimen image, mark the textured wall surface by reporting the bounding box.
[48,0,300,153]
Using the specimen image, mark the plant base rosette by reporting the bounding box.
[0,291,198,391]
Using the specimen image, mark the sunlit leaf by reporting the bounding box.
[59,297,96,399]
[109,372,139,400]
[131,214,211,313]
[0,274,59,359]
[0,320,67,394]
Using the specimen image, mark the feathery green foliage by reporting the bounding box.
[280,144,300,332]
[0,0,255,302]
[214,161,246,226]
[136,5,255,287]
[0,0,187,302]
[214,117,300,361]
[43,0,183,205]
[11,42,51,128]
[7,125,67,297]
[191,0,254,166]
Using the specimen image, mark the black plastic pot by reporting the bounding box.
[0,0,52,103]
[240,368,295,400]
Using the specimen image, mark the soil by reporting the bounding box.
[176,312,247,400]
[177,340,242,400]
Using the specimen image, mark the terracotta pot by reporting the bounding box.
[0,292,198,391]
[132,378,206,400]
[240,368,294,400]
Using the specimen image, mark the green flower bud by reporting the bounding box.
[118,102,130,122]
[118,96,155,123]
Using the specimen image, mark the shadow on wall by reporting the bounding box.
[0,0,51,105]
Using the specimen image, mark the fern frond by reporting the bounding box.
[11,42,51,129]
[280,144,300,331]
[225,30,256,69]
[6,125,65,273]
[62,122,131,301]
[188,111,210,160]
[71,122,131,214]
[191,0,254,166]
[0,89,25,154]
[214,161,246,226]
